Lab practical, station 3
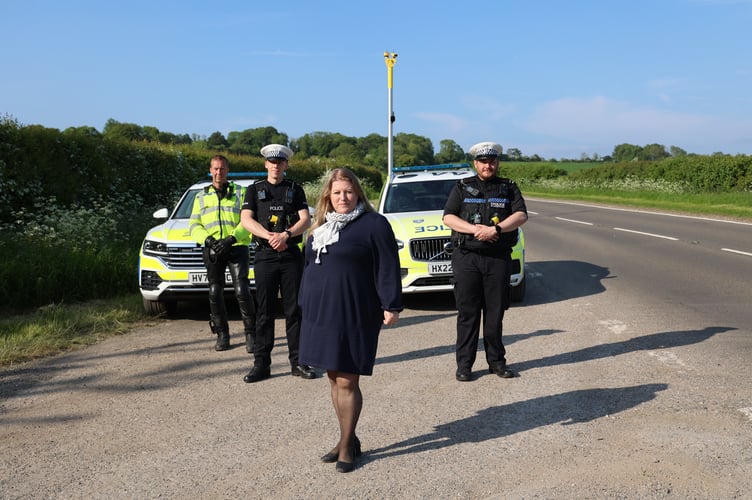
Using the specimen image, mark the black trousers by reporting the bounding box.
[252,246,303,367]
[204,245,255,336]
[451,248,512,370]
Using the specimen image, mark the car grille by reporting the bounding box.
[410,276,454,287]
[164,246,204,268]
[153,245,257,268]
[409,237,451,261]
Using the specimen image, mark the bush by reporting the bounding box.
[568,155,752,193]
[0,190,151,310]
[0,118,385,310]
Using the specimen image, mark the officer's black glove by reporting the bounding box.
[213,235,237,257]
[205,236,218,248]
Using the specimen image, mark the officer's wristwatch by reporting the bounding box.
[284,229,292,238]
[495,224,502,235]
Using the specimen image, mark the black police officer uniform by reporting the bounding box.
[242,178,312,377]
[443,175,527,378]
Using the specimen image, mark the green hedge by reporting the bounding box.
[568,156,752,193]
[0,118,383,223]
[0,117,384,311]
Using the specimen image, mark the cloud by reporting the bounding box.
[413,112,469,133]
[647,78,685,103]
[520,95,752,155]
[411,96,517,148]
[522,96,708,143]
[459,95,516,121]
[647,78,684,89]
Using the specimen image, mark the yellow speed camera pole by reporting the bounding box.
[384,52,397,177]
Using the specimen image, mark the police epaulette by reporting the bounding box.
[460,179,480,197]
[254,179,296,204]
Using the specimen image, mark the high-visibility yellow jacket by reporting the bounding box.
[189,181,251,246]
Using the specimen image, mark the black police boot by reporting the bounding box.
[237,297,256,354]
[245,332,255,354]
[214,318,230,351]
[243,365,271,383]
[215,332,230,351]
[209,317,230,351]
[291,364,315,379]
[489,363,515,379]
[456,368,472,382]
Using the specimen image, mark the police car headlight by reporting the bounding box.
[395,239,405,250]
[143,239,168,255]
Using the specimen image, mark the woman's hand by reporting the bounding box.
[383,310,399,326]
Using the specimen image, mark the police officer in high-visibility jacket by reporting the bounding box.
[189,154,255,352]
[443,142,528,382]
[239,144,315,383]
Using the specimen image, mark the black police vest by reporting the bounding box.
[253,180,302,245]
[452,177,518,251]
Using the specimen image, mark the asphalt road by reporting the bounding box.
[1,199,751,498]
[524,199,752,330]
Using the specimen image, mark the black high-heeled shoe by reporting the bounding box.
[320,449,338,463]
[335,436,361,473]
[335,458,355,473]
[335,446,356,473]
[321,435,361,463]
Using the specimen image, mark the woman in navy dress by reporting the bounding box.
[299,168,403,473]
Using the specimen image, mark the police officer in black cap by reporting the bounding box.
[240,144,315,383]
[443,142,528,382]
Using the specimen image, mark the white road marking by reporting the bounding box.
[613,227,678,240]
[530,198,752,226]
[722,248,752,257]
[555,217,593,226]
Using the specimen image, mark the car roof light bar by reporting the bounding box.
[206,172,269,179]
[392,163,470,173]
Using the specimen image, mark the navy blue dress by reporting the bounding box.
[298,211,403,375]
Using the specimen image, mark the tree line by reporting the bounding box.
[69,118,702,166]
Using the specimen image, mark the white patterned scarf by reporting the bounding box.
[311,203,365,264]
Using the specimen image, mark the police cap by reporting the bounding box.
[469,141,503,160]
[260,144,294,161]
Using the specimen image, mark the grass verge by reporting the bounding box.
[0,294,147,367]
[525,189,752,220]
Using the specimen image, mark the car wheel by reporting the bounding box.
[510,276,526,302]
[142,298,177,317]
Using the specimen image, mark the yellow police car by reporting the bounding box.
[377,164,526,301]
[138,174,263,315]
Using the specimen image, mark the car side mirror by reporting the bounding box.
[153,208,169,219]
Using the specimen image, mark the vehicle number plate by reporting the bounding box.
[428,262,452,274]
[189,272,232,284]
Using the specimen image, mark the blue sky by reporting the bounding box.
[2,0,751,160]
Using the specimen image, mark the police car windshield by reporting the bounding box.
[173,189,200,219]
[384,180,456,213]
